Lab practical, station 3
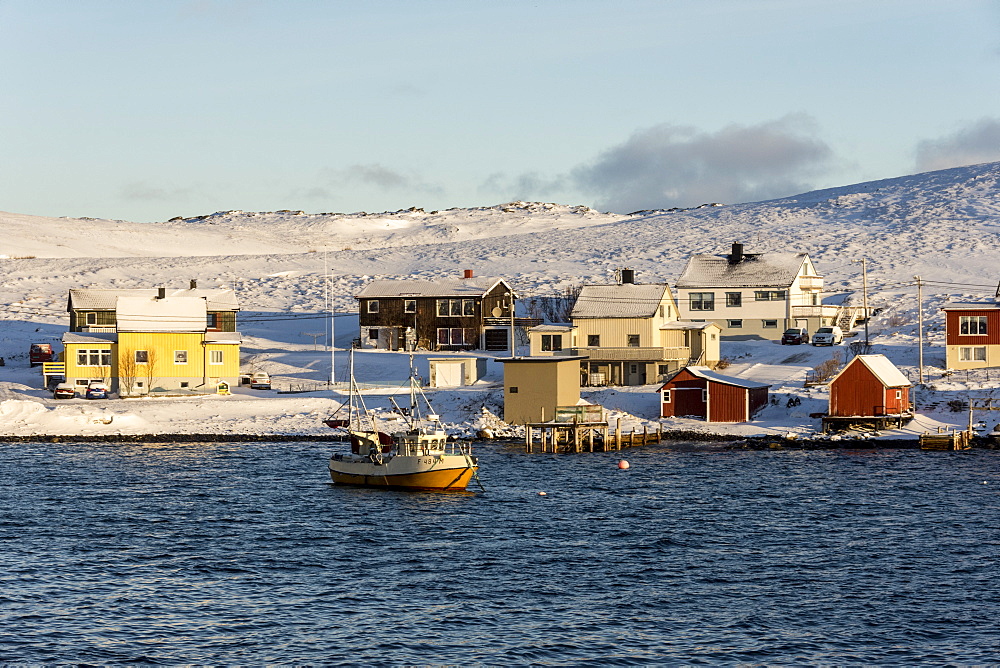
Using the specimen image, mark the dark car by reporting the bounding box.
[781,327,809,345]
[85,382,109,399]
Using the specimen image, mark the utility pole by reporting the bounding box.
[860,257,869,346]
[915,275,924,384]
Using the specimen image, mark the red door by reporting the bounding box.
[673,387,706,418]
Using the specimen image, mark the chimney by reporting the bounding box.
[729,242,744,264]
[620,268,635,284]
[190,279,198,289]
[156,287,166,300]
[463,269,474,279]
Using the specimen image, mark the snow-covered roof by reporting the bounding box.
[660,321,720,331]
[675,253,809,288]
[941,301,1000,311]
[528,323,575,332]
[62,332,117,344]
[571,284,671,318]
[116,296,208,332]
[846,354,911,387]
[355,277,513,299]
[662,365,770,390]
[68,288,239,311]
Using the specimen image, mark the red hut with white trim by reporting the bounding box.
[828,354,911,418]
[657,366,769,423]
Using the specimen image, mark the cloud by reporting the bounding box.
[316,163,443,195]
[571,114,834,213]
[915,118,1000,172]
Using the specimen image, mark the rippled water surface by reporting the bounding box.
[2,441,999,664]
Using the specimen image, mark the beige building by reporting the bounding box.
[527,279,721,386]
[675,242,845,340]
[497,356,586,425]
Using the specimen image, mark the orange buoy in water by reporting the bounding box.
[618,460,630,470]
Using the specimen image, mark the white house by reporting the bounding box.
[674,242,838,340]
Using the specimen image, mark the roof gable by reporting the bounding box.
[659,365,770,390]
[675,252,809,289]
[833,354,911,388]
[355,277,512,299]
[571,283,672,319]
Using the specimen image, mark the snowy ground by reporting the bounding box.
[3,163,1000,440]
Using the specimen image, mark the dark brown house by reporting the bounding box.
[67,284,239,333]
[355,271,516,351]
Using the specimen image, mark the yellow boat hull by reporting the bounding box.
[328,455,478,492]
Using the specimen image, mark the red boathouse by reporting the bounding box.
[658,366,769,423]
[828,354,911,418]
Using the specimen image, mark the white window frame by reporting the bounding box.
[662,389,672,403]
[959,316,988,335]
[541,334,563,351]
[367,300,379,314]
[725,292,742,307]
[690,292,715,311]
[959,346,987,361]
[403,299,416,314]
[174,350,188,364]
[762,319,778,329]
[135,350,149,364]
[727,319,743,328]
[754,290,786,301]
[209,350,224,365]
[77,348,112,367]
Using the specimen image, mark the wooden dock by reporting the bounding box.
[525,418,663,453]
[919,429,972,451]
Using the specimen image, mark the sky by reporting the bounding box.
[1,0,999,223]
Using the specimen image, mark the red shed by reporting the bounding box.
[657,366,769,423]
[828,354,911,417]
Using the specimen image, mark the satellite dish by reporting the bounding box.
[491,307,503,318]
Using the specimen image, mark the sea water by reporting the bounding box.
[1,440,998,664]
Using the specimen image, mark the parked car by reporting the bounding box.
[85,382,109,399]
[249,372,271,390]
[812,325,843,346]
[53,383,76,399]
[781,327,809,345]
[29,343,55,367]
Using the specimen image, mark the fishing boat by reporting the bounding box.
[326,353,481,492]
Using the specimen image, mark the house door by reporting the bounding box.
[626,363,646,386]
[436,362,464,387]
[673,387,706,418]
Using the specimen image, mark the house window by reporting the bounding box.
[509,386,519,393]
[627,334,640,347]
[690,292,715,311]
[174,350,188,364]
[209,350,224,365]
[77,349,111,367]
[206,313,219,329]
[180,382,189,388]
[762,319,778,328]
[404,300,416,313]
[702,389,708,402]
[659,305,665,318]
[437,328,468,346]
[588,334,600,347]
[726,292,742,307]
[658,364,669,375]
[960,346,987,361]
[135,350,149,364]
[661,389,671,403]
[436,299,475,317]
[727,319,743,328]
[541,334,563,351]
[85,312,98,325]
[368,328,379,340]
[754,290,786,301]
[960,316,988,335]
[895,389,902,400]
[367,300,379,314]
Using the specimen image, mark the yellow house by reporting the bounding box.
[61,286,241,396]
[527,279,721,386]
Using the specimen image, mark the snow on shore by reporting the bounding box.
[3,164,1000,440]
